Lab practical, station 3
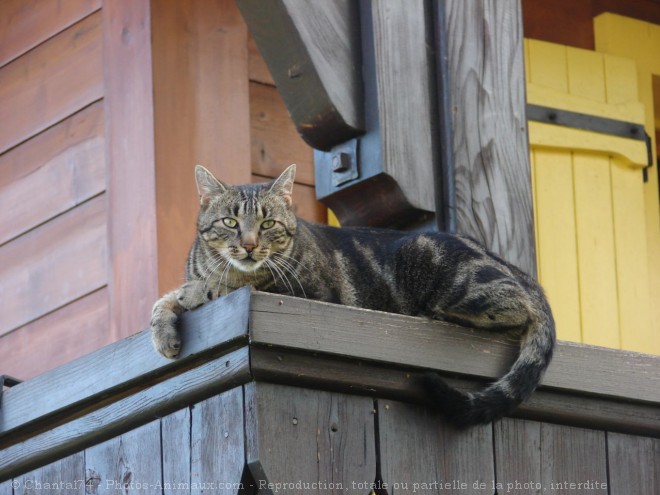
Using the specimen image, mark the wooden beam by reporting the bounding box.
[0,287,251,443]
[237,0,363,150]
[102,0,159,341]
[249,292,659,404]
[445,0,537,276]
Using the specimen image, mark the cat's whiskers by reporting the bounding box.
[272,252,312,274]
[270,256,307,298]
[265,258,296,296]
[202,254,229,292]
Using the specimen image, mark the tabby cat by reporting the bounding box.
[151,165,555,426]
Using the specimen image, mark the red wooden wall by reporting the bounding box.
[0,0,321,381]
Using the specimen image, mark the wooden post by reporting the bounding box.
[445,0,536,276]
[102,0,159,341]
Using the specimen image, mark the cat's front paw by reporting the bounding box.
[151,316,182,359]
[176,280,211,310]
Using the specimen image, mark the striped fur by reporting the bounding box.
[151,165,556,426]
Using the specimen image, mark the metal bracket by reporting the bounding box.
[317,139,360,187]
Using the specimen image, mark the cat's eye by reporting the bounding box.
[222,217,238,228]
[261,219,276,229]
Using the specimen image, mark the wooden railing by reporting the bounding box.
[1,288,659,491]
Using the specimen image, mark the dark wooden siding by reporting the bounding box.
[4,388,658,494]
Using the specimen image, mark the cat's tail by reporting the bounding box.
[424,294,555,427]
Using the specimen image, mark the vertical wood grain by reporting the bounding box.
[161,408,191,495]
[151,0,252,294]
[532,149,582,343]
[102,0,159,340]
[604,54,655,354]
[16,452,85,495]
[0,12,103,154]
[0,102,105,246]
[607,432,660,494]
[371,0,437,214]
[572,153,620,348]
[446,0,535,276]
[540,423,608,494]
[493,419,541,495]
[85,420,162,494]
[191,388,244,495]
[0,288,110,381]
[377,400,494,494]
[245,383,376,494]
[0,481,11,495]
[0,0,101,67]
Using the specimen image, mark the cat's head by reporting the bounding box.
[194,164,297,273]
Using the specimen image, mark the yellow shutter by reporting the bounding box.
[526,39,656,354]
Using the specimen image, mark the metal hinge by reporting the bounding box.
[527,104,653,181]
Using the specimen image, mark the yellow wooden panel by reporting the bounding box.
[595,14,660,75]
[595,13,660,352]
[526,40,568,91]
[603,55,639,104]
[610,158,655,353]
[532,149,581,343]
[528,122,647,167]
[566,48,606,102]
[572,153,620,348]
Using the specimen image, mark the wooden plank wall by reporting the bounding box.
[0,1,324,381]
[248,36,326,224]
[3,385,658,494]
[0,2,112,380]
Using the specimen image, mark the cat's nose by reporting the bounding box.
[243,243,256,253]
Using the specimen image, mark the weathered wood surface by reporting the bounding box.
[0,196,107,337]
[102,0,159,342]
[16,452,85,495]
[0,287,250,441]
[0,288,110,382]
[85,420,162,495]
[245,383,376,494]
[251,346,660,436]
[238,0,363,150]
[371,0,437,214]
[0,481,11,495]
[494,419,542,494]
[250,292,660,404]
[0,12,103,155]
[0,348,250,481]
[161,408,191,495]
[607,432,660,494]
[445,0,536,276]
[0,0,101,67]
[0,102,105,246]
[151,0,252,295]
[191,388,245,495]
[250,82,314,186]
[540,424,608,493]
[377,400,493,494]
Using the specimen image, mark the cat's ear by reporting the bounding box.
[195,165,229,206]
[268,164,296,206]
